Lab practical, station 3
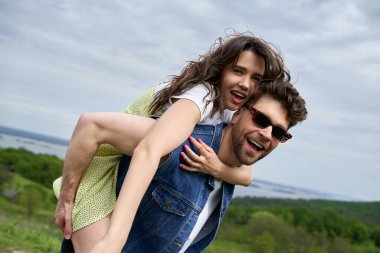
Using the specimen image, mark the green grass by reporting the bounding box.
[0,171,62,253]
[0,197,62,253]
[1,148,380,253]
[205,239,253,253]
[0,220,61,253]
[3,172,57,211]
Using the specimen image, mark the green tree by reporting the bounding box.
[229,206,252,225]
[322,210,345,237]
[370,226,380,247]
[350,221,369,243]
[18,185,43,216]
[251,232,275,253]
[307,247,325,253]
[0,164,13,188]
[326,237,350,253]
[250,212,294,250]
[291,206,311,228]
[0,147,63,188]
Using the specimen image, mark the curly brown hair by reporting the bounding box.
[149,33,290,117]
[247,80,308,128]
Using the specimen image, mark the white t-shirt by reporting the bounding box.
[179,181,222,253]
[156,83,233,125]
[156,83,230,252]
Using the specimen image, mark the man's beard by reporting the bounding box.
[233,141,267,165]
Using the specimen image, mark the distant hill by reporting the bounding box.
[232,196,380,225]
[0,125,69,146]
[234,178,358,201]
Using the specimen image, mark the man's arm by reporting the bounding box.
[55,113,102,239]
[54,112,156,238]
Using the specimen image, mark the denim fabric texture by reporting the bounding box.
[116,123,235,253]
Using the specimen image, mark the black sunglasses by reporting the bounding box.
[244,105,292,143]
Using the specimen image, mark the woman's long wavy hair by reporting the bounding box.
[149,32,290,117]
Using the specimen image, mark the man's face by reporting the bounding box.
[231,94,290,165]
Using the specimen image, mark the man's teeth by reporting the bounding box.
[248,138,264,151]
[231,91,245,99]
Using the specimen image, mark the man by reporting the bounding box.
[81,80,307,252]
[63,81,307,252]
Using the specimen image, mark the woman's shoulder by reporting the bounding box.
[188,82,214,95]
[180,83,216,102]
[199,109,234,125]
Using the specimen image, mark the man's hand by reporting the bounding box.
[55,196,74,239]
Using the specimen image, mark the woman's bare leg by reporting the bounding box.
[72,215,111,253]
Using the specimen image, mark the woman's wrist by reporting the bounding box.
[212,161,226,180]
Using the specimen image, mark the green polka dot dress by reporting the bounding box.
[71,86,161,231]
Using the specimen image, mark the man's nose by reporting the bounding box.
[258,125,272,141]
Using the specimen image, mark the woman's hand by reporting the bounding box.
[180,136,253,186]
[179,136,224,178]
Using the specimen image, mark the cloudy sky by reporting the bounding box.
[1,0,379,201]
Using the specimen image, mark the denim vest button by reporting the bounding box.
[164,199,173,206]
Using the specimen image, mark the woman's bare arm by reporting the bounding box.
[89,99,201,253]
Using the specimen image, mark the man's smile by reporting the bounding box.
[247,137,265,152]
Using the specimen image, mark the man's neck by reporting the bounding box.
[219,126,241,167]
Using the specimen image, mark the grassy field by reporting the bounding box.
[0,199,61,253]
[1,148,380,253]
[0,172,61,253]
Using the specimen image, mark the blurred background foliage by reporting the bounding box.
[0,147,379,253]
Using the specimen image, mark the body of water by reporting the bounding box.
[0,125,68,159]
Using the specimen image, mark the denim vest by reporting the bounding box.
[116,123,235,253]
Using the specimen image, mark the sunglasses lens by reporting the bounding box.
[251,109,290,142]
[253,112,270,128]
[272,127,287,142]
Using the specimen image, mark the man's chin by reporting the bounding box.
[255,153,269,164]
[240,152,268,165]
[239,155,260,166]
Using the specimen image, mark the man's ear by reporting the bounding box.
[231,109,242,124]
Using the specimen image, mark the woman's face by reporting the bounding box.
[220,50,265,111]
